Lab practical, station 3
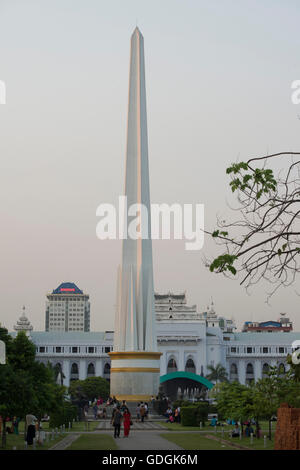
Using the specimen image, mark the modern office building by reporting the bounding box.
[45,282,90,332]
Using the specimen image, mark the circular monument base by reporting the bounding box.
[108,351,162,402]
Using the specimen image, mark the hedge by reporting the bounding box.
[181,403,209,426]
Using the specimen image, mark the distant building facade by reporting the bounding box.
[45,282,90,332]
[242,313,293,333]
[12,292,300,390]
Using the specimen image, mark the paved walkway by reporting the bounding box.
[49,433,80,450]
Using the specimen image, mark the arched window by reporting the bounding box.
[167,358,177,374]
[71,363,78,374]
[230,363,238,376]
[246,363,254,375]
[103,363,111,375]
[185,358,196,373]
[87,363,95,376]
[70,363,79,381]
[262,363,269,375]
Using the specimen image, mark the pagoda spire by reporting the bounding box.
[14,306,33,336]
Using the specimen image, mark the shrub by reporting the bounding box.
[181,403,209,426]
[197,402,209,425]
[172,400,194,409]
[181,406,197,426]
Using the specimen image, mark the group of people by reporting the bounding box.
[230,422,259,438]
[110,399,155,438]
[135,402,149,422]
[0,416,20,435]
[229,420,262,438]
[209,416,262,439]
[91,396,107,420]
[164,406,181,423]
[111,402,132,438]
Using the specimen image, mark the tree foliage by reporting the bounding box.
[206,363,228,383]
[215,381,253,426]
[0,330,66,448]
[68,376,110,403]
[215,364,300,440]
[208,152,300,295]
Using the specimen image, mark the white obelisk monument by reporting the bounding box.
[109,28,161,401]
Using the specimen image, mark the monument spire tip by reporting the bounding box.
[132,25,143,37]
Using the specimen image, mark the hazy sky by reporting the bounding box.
[1,0,300,332]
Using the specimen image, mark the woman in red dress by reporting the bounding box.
[123,407,131,438]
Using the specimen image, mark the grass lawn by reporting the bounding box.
[5,420,99,434]
[160,421,276,434]
[161,433,237,450]
[160,422,211,431]
[66,434,117,450]
[161,432,275,450]
[0,433,65,451]
[220,434,274,450]
[65,421,99,432]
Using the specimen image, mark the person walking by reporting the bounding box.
[25,415,37,447]
[123,407,132,438]
[111,405,122,438]
[121,400,127,412]
[140,404,146,423]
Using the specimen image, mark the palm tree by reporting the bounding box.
[206,363,228,384]
[52,363,65,386]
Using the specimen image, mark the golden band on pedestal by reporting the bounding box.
[108,351,162,360]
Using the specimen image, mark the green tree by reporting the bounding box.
[0,330,66,448]
[0,364,35,447]
[50,362,66,386]
[213,363,300,442]
[206,363,228,384]
[251,365,300,440]
[0,327,13,354]
[69,376,110,403]
[215,381,253,435]
[251,367,284,440]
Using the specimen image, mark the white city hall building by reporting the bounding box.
[12,292,300,396]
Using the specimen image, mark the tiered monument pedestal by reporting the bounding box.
[108,351,162,402]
